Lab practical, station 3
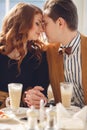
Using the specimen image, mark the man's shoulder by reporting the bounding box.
[81,34,87,42]
[46,43,60,51]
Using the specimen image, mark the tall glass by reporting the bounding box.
[60,82,73,108]
[6,83,23,111]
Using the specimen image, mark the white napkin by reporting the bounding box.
[56,103,87,130]
[56,102,70,118]
[56,103,71,129]
[73,106,87,122]
[60,118,84,130]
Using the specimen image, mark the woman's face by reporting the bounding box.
[28,13,43,41]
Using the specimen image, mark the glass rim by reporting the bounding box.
[60,82,73,86]
[8,83,23,87]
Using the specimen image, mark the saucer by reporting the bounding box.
[66,105,81,115]
[2,107,28,117]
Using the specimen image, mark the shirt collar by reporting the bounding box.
[65,32,81,54]
[58,32,81,55]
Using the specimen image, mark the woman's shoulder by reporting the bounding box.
[0,53,9,63]
[0,53,5,59]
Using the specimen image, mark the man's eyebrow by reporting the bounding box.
[42,19,46,23]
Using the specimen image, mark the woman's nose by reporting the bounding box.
[40,25,44,32]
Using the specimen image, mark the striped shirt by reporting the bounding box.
[63,32,84,108]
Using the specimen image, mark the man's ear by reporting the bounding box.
[56,17,65,28]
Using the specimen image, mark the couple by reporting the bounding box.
[0,0,87,109]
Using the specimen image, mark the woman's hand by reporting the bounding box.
[24,86,48,109]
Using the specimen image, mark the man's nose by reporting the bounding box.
[42,23,45,32]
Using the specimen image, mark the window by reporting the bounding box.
[0,0,45,30]
[0,0,87,35]
[73,0,87,35]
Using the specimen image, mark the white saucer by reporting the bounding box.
[66,105,81,115]
[2,107,28,117]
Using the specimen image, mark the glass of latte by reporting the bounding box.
[60,82,73,108]
[6,83,23,111]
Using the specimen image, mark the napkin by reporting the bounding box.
[56,102,70,118]
[56,103,87,130]
[60,118,84,130]
[56,103,71,129]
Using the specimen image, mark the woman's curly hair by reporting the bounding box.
[0,2,46,72]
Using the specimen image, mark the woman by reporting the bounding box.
[0,2,49,109]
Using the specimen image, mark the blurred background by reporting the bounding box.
[0,0,87,35]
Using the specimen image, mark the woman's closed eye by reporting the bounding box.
[35,22,41,26]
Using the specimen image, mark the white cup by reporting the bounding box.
[60,82,73,108]
[6,83,23,110]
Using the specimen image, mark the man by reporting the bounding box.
[43,0,87,107]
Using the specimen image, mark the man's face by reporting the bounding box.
[43,14,60,43]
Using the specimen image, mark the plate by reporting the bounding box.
[0,110,13,122]
[0,116,12,122]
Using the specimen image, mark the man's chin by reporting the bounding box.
[47,37,52,42]
[32,37,38,41]
[48,39,58,44]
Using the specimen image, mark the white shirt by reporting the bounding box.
[63,32,84,107]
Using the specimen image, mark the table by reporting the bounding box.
[0,106,87,130]
[0,107,28,130]
[0,121,87,130]
[0,121,27,130]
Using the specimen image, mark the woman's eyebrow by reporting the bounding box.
[37,19,42,23]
